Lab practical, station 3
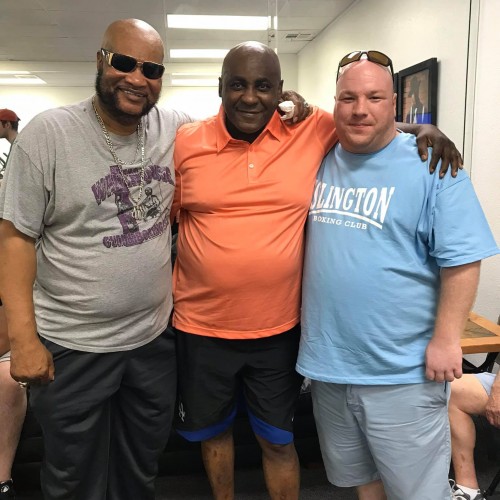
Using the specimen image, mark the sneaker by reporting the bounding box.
[449,479,485,499]
[0,479,15,498]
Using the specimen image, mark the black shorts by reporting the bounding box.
[174,325,303,444]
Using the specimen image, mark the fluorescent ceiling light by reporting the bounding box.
[170,49,229,59]
[0,71,31,75]
[0,74,46,85]
[167,14,268,31]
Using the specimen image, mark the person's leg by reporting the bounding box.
[254,437,299,500]
[311,381,380,494]
[174,330,241,500]
[244,327,302,500]
[201,427,235,500]
[0,359,27,487]
[29,339,124,500]
[353,383,450,500]
[357,480,387,500]
[107,328,177,500]
[449,374,490,491]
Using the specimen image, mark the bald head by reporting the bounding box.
[102,19,164,60]
[336,59,393,95]
[222,41,281,79]
[334,59,397,154]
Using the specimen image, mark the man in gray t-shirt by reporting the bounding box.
[0,19,190,500]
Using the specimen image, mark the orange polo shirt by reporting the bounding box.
[172,105,337,339]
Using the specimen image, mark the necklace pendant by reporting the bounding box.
[132,204,142,221]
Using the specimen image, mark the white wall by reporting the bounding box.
[278,53,298,93]
[298,0,469,149]
[469,0,500,322]
[297,0,499,323]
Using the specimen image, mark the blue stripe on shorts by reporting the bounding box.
[247,409,293,445]
[176,405,238,442]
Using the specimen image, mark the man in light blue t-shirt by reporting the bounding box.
[296,50,499,500]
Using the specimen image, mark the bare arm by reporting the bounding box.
[425,262,481,383]
[396,122,463,178]
[0,219,54,384]
[485,371,500,428]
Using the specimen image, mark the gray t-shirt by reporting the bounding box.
[0,97,192,352]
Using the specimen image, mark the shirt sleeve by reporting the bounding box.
[0,140,48,240]
[429,170,499,267]
[172,109,196,128]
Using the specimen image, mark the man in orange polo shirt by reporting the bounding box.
[171,41,461,500]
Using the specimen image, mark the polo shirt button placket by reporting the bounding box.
[248,162,257,181]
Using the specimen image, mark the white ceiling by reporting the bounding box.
[0,0,355,87]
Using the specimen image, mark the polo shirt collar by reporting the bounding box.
[215,105,291,152]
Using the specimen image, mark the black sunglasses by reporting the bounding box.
[336,50,393,82]
[100,48,165,80]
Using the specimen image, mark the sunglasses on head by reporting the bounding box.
[336,50,393,82]
[100,48,165,80]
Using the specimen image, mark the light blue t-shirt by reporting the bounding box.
[297,133,499,385]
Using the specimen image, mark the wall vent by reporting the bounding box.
[284,32,315,41]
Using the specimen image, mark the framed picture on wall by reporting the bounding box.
[397,58,437,125]
[393,72,399,94]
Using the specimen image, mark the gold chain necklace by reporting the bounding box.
[92,96,146,218]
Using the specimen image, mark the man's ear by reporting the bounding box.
[218,77,223,98]
[279,79,284,95]
[393,93,397,117]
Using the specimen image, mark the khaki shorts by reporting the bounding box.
[312,381,451,500]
